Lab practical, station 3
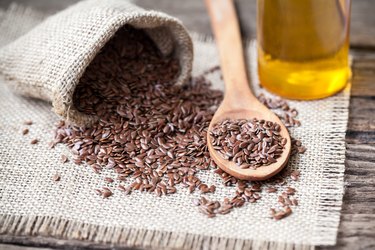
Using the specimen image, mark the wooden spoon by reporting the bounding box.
[205,0,291,180]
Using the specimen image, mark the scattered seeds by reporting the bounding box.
[258,94,300,127]
[291,139,306,156]
[47,26,305,221]
[286,187,296,195]
[291,199,299,206]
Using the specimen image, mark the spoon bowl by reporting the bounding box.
[206,0,291,180]
[207,106,291,181]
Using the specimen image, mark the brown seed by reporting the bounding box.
[102,188,113,198]
[52,174,60,182]
[48,141,56,149]
[270,208,276,217]
[284,197,292,205]
[30,139,39,145]
[104,177,114,183]
[22,128,29,135]
[188,185,195,194]
[267,187,277,193]
[291,170,300,176]
[291,199,299,206]
[284,206,292,216]
[60,154,68,163]
[298,146,307,154]
[286,187,296,195]
[209,185,216,193]
[24,120,33,125]
[273,212,285,220]
[290,175,298,181]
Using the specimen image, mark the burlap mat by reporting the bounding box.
[0,4,350,250]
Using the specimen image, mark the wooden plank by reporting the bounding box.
[350,0,375,48]
[350,50,375,97]
[0,244,52,250]
[1,0,375,48]
[319,50,375,249]
[136,0,375,48]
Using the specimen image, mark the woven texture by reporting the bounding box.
[0,4,349,249]
[0,0,193,126]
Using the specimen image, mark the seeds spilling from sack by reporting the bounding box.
[209,118,286,169]
[48,26,305,220]
[53,25,222,195]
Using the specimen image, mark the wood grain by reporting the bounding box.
[0,0,374,249]
[321,49,375,250]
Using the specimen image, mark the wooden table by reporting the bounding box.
[0,0,374,249]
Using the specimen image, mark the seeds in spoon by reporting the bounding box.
[209,118,285,169]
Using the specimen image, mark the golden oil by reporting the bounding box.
[257,0,351,100]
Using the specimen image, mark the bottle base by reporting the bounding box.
[258,65,351,100]
[260,79,350,100]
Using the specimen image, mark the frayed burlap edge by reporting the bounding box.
[0,215,314,250]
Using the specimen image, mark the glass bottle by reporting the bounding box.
[257,0,352,100]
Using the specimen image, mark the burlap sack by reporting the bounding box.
[0,0,193,126]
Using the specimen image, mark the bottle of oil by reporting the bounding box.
[257,0,351,100]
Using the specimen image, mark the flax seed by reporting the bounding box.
[30,139,39,145]
[102,188,113,198]
[266,187,277,193]
[104,177,114,183]
[60,154,68,163]
[24,120,33,125]
[52,174,60,182]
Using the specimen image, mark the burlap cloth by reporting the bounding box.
[0,0,193,126]
[0,3,350,250]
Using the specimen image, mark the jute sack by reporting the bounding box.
[0,0,193,126]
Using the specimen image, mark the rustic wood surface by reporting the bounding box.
[0,0,374,249]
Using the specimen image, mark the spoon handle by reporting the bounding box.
[205,0,256,104]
